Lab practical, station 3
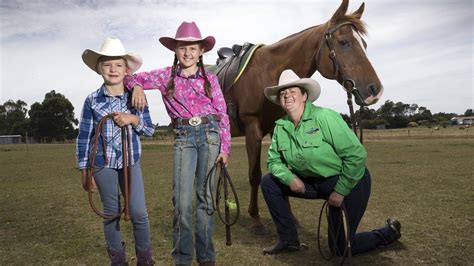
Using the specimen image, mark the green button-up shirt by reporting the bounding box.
[267,101,367,196]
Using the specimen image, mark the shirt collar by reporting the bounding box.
[275,101,315,129]
[98,84,129,99]
[176,65,202,79]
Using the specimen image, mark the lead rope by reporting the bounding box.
[317,201,353,265]
[204,163,240,245]
[85,114,132,221]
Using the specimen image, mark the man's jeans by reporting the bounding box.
[93,162,152,253]
[261,169,396,255]
[171,121,220,264]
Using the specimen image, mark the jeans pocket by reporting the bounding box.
[173,127,187,147]
[205,126,220,146]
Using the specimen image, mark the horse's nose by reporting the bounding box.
[368,84,378,97]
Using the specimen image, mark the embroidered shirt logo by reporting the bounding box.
[306,127,320,134]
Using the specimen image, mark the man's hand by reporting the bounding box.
[289,176,305,193]
[131,85,147,111]
[328,191,345,207]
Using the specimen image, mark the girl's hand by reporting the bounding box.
[112,112,139,127]
[216,153,229,167]
[131,86,147,111]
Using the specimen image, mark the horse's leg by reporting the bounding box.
[244,119,268,235]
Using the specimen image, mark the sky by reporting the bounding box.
[0,0,472,126]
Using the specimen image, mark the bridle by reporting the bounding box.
[85,114,132,221]
[324,21,366,143]
[314,22,370,265]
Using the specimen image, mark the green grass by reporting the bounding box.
[1,130,473,264]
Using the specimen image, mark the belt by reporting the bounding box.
[174,114,220,126]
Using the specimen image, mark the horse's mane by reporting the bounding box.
[332,14,368,36]
[276,13,367,45]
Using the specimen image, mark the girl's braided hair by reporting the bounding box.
[166,51,213,99]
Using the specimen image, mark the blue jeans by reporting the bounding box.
[261,168,396,255]
[93,162,152,253]
[171,121,220,264]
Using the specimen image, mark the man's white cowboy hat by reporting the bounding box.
[159,21,215,52]
[82,37,142,74]
[264,69,321,105]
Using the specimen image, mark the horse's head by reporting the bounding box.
[316,0,383,106]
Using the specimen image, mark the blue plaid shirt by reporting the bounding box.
[76,85,154,169]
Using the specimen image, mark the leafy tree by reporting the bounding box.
[28,90,78,142]
[0,100,29,135]
[464,109,473,116]
[376,100,410,128]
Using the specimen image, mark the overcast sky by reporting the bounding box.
[1,0,472,125]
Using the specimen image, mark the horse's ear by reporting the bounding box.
[352,2,365,19]
[330,0,349,22]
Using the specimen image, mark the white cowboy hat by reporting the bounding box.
[82,37,142,74]
[159,21,216,52]
[264,69,321,105]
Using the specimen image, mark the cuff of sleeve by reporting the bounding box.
[124,75,138,91]
[78,161,88,169]
[282,173,296,186]
[133,117,145,132]
[334,181,351,196]
[220,146,230,155]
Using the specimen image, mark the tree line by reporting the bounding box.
[1,90,77,142]
[341,101,472,129]
[1,90,472,142]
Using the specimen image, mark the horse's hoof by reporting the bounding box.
[251,224,270,235]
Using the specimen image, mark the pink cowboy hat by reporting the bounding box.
[159,21,216,52]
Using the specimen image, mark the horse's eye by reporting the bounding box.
[339,40,351,47]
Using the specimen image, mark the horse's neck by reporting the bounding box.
[264,23,327,78]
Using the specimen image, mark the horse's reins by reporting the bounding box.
[204,163,240,246]
[314,21,371,265]
[325,21,366,144]
[85,114,132,221]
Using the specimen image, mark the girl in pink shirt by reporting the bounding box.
[125,22,229,266]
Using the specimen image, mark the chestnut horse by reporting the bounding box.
[221,0,383,234]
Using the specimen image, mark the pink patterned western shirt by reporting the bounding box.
[124,66,231,155]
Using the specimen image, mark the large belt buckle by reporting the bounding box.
[189,116,202,126]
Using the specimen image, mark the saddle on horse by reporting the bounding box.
[207,42,263,93]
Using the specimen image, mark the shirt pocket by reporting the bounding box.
[302,134,323,148]
[91,102,110,120]
[277,141,290,151]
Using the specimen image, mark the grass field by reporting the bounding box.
[1,127,473,265]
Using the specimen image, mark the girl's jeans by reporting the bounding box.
[171,120,220,264]
[93,162,152,253]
